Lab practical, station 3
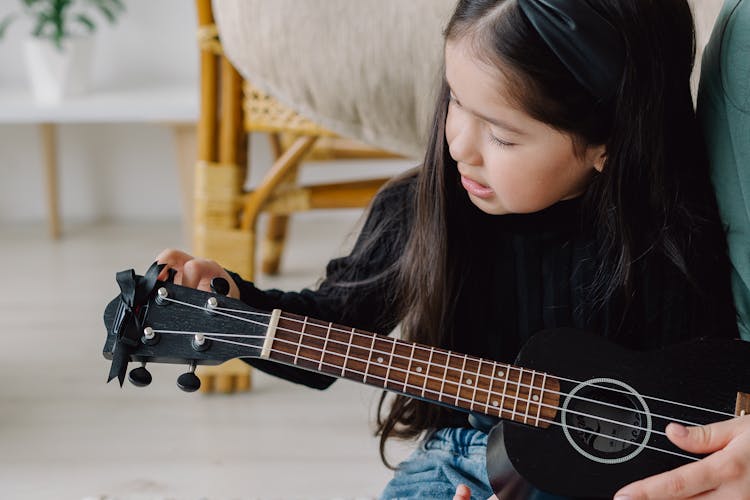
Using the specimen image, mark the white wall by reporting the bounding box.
[0,0,199,223]
[0,0,416,225]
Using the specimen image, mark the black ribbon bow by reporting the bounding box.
[106,261,167,386]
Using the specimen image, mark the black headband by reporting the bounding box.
[517,0,625,103]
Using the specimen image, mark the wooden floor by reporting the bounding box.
[0,214,412,499]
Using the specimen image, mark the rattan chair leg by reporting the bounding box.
[241,136,319,231]
[261,156,301,274]
[198,358,253,393]
[261,214,291,275]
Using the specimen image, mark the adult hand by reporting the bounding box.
[155,248,241,299]
[614,416,750,499]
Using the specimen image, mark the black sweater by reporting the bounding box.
[231,175,738,427]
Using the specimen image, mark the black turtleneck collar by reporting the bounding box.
[471,195,587,235]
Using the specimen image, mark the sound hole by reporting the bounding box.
[562,380,650,463]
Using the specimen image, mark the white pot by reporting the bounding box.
[24,36,94,104]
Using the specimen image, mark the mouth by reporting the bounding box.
[459,173,494,199]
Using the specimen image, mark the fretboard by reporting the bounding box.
[262,311,560,428]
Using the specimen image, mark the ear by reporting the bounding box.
[587,144,607,172]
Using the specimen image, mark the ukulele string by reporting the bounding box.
[152,327,711,441]
[199,333,672,438]
[211,304,735,420]
[159,296,735,426]
[170,330,700,462]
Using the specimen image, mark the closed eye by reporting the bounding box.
[489,134,514,148]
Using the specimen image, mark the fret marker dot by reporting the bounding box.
[532,395,540,401]
[465,378,473,385]
[492,400,499,407]
[416,366,423,373]
[376,357,384,363]
[497,370,505,377]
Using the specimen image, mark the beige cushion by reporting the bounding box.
[214,0,723,159]
[691,0,724,98]
[214,0,455,159]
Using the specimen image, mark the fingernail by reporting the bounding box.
[668,422,689,437]
[614,496,630,500]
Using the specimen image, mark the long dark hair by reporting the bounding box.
[364,0,731,467]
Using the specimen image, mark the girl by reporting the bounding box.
[158,0,749,498]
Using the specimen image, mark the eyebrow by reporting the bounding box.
[446,80,527,136]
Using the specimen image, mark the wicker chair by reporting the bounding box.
[193,0,406,393]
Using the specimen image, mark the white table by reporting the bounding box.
[0,84,199,237]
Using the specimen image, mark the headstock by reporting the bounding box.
[103,271,269,392]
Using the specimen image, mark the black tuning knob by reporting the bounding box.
[128,362,152,387]
[210,277,230,296]
[177,362,201,392]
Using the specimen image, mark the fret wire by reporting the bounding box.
[471,359,482,412]
[485,361,497,415]
[438,352,450,404]
[456,354,468,407]
[499,364,511,419]
[292,316,307,364]
[525,370,537,424]
[404,342,417,393]
[341,327,355,377]
[512,367,522,421]
[318,322,333,372]
[363,333,378,384]
[383,337,399,388]
[536,372,548,427]
[421,347,435,398]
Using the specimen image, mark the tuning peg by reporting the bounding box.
[210,277,230,296]
[128,362,152,387]
[177,361,201,392]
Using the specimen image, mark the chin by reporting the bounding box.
[467,194,510,215]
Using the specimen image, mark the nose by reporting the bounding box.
[448,119,483,167]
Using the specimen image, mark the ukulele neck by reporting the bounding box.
[261,309,561,427]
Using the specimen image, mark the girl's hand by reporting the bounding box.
[614,415,750,499]
[452,484,498,500]
[155,248,241,299]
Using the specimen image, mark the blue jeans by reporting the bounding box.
[379,428,493,500]
[379,427,571,500]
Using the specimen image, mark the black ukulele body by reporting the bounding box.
[487,329,750,498]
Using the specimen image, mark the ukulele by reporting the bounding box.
[103,265,750,498]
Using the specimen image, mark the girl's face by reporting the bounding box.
[444,39,606,215]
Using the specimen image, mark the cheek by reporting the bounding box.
[444,108,457,145]
[487,164,542,209]
[484,150,583,212]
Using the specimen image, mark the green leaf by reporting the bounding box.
[76,14,95,33]
[108,0,126,12]
[97,4,116,24]
[0,14,17,40]
[53,32,63,51]
[32,15,47,37]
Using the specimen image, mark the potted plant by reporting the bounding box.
[0,0,126,103]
